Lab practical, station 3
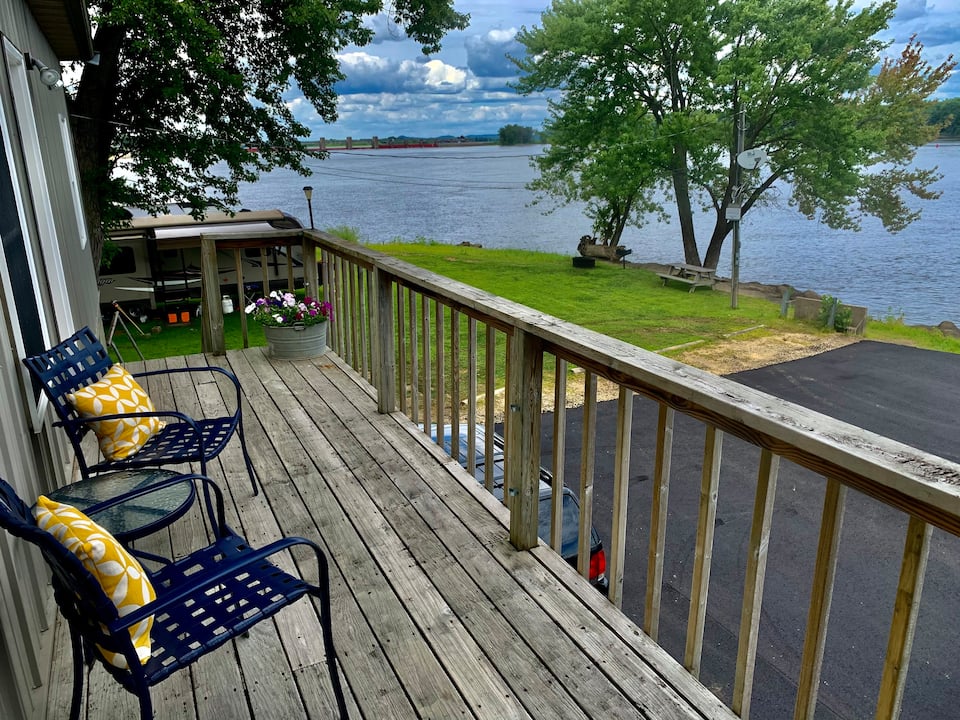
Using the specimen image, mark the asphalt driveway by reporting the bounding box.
[540,341,960,720]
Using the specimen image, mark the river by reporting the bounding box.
[236,142,960,326]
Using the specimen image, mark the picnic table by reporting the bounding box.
[656,263,716,292]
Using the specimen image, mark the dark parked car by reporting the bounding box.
[430,425,608,591]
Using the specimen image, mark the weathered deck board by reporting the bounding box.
[46,346,736,720]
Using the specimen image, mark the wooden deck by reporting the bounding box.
[45,346,735,720]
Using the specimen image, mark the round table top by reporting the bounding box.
[47,468,194,541]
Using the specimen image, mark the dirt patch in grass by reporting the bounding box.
[672,331,858,376]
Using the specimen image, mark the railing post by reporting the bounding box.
[507,328,542,551]
[374,267,396,414]
[199,235,225,355]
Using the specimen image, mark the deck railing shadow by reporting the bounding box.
[200,229,960,719]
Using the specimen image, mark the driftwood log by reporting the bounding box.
[577,235,622,261]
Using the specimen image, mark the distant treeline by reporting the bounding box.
[928,99,960,137]
[498,125,544,145]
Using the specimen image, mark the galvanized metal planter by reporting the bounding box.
[262,321,328,359]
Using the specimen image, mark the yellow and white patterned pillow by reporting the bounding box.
[33,495,155,669]
[66,364,165,461]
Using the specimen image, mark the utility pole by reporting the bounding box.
[730,106,745,310]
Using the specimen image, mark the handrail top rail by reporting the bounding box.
[310,231,960,535]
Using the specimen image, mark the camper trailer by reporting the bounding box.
[99,208,307,316]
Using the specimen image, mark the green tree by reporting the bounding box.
[498,124,537,145]
[70,0,468,266]
[514,0,954,267]
[928,98,960,136]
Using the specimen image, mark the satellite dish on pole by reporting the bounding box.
[737,147,769,170]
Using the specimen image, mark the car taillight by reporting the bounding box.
[589,548,606,581]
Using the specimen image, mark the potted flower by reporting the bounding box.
[245,291,333,359]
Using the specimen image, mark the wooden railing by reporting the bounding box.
[206,229,960,719]
[197,228,320,354]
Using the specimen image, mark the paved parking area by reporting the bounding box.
[546,341,960,719]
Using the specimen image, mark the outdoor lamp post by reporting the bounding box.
[302,185,314,229]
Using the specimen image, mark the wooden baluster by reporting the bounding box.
[285,241,294,291]
[506,328,542,551]
[645,403,675,641]
[259,246,270,300]
[435,302,445,448]
[450,309,461,458]
[733,448,781,719]
[409,289,420,425]
[550,359,567,553]
[396,284,407,415]
[466,316,478,477]
[608,386,634,608]
[685,425,724,676]
[876,515,932,720]
[200,235,225,355]
[503,331,513,509]
[302,234,318,298]
[421,294,432,437]
[321,249,332,350]
[234,248,248,349]
[336,255,347,356]
[374,268,395,414]
[348,262,359,369]
[794,477,846,720]
[578,370,597,581]
[484,325,496,493]
[361,268,371,381]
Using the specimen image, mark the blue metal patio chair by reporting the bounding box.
[22,326,258,495]
[0,475,348,720]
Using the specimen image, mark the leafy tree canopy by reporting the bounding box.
[498,124,538,145]
[513,0,955,267]
[927,98,960,136]
[71,0,468,265]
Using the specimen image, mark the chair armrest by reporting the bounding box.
[112,535,327,630]
[57,410,200,430]
[133,366,242,414]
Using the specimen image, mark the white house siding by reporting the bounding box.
[0,2,96,717]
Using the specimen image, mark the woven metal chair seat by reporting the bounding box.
[0,475,347,720]
[22,326,258,495]
[99,416,236,470]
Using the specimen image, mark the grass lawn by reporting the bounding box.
[377,243,809,349]
[107,243,960,361]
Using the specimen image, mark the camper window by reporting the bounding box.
[101,245,136,275]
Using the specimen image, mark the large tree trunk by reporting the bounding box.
[70,24,125,269]
[671,144,701,265]
[702,213,731,269]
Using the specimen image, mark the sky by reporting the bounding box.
[287,0,960,140]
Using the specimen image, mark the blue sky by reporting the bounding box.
[288,0,960,140]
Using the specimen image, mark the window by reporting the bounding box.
[58,113,87,250]
[100,245,137,275]
[0,40,55,424]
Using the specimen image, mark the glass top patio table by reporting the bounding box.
[46,468,195,542]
